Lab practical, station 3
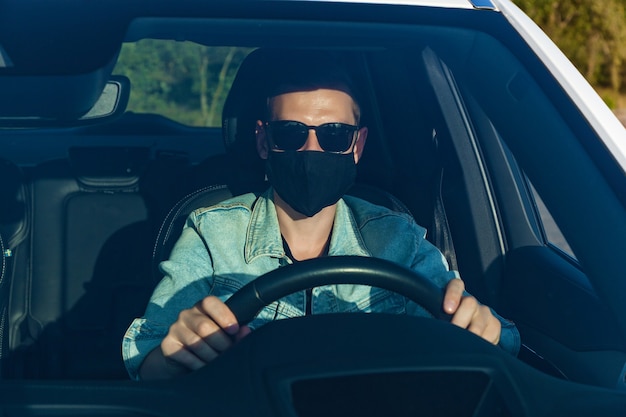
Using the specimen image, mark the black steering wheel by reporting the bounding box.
[185,256,607,417]
[225,255,452,323]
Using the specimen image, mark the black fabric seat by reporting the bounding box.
[0,158,28,377]
[152,184,259,282]
[4,147,189,379]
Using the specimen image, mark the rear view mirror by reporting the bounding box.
[78,76,130,122]
[0,75,130,127]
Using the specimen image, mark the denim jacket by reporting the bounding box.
[123,188,520,379]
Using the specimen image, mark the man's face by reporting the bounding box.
[256,88,367,163]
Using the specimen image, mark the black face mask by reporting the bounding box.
[266,151,357,217]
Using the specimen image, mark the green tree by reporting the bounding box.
[513,0,626,94]
[114,41,252,126]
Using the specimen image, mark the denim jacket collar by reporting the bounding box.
[244,188,371,263]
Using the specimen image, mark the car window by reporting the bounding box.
[113,41,254,127]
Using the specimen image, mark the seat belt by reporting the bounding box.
[431,128,459,272]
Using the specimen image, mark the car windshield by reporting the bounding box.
[1,2,626,416]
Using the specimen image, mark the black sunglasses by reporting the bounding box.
[265,120,359,153]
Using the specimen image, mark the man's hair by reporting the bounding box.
[261,48,362,123]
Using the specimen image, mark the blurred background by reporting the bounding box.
[514,0,626,126]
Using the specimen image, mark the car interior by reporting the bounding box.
[0,43,452,380]
[1,5,626,415]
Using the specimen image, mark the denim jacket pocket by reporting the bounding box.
[211,275,243,300]
[212,274,285,330]
[352,287,406,314]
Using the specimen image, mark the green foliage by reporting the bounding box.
[114,41,253,126]
[513,0,626,93]
[602,93,617,110]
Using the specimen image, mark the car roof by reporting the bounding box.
[1,0,492,75]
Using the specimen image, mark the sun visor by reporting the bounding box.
[0,53,118,120]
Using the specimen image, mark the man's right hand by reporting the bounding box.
[139,296,251,380]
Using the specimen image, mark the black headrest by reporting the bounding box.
[221,49,270,182]
[68,147,149,191]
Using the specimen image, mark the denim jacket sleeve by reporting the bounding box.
[122,211,216,380]
[409,229,520,356]
[346,196,520,356]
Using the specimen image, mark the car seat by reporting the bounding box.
[2,147,189,380]
[0,158,28,378]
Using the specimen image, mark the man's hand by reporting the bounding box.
[139,296,251,380]
[443,278,501,345]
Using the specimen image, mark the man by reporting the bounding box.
[123,49,519,381]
